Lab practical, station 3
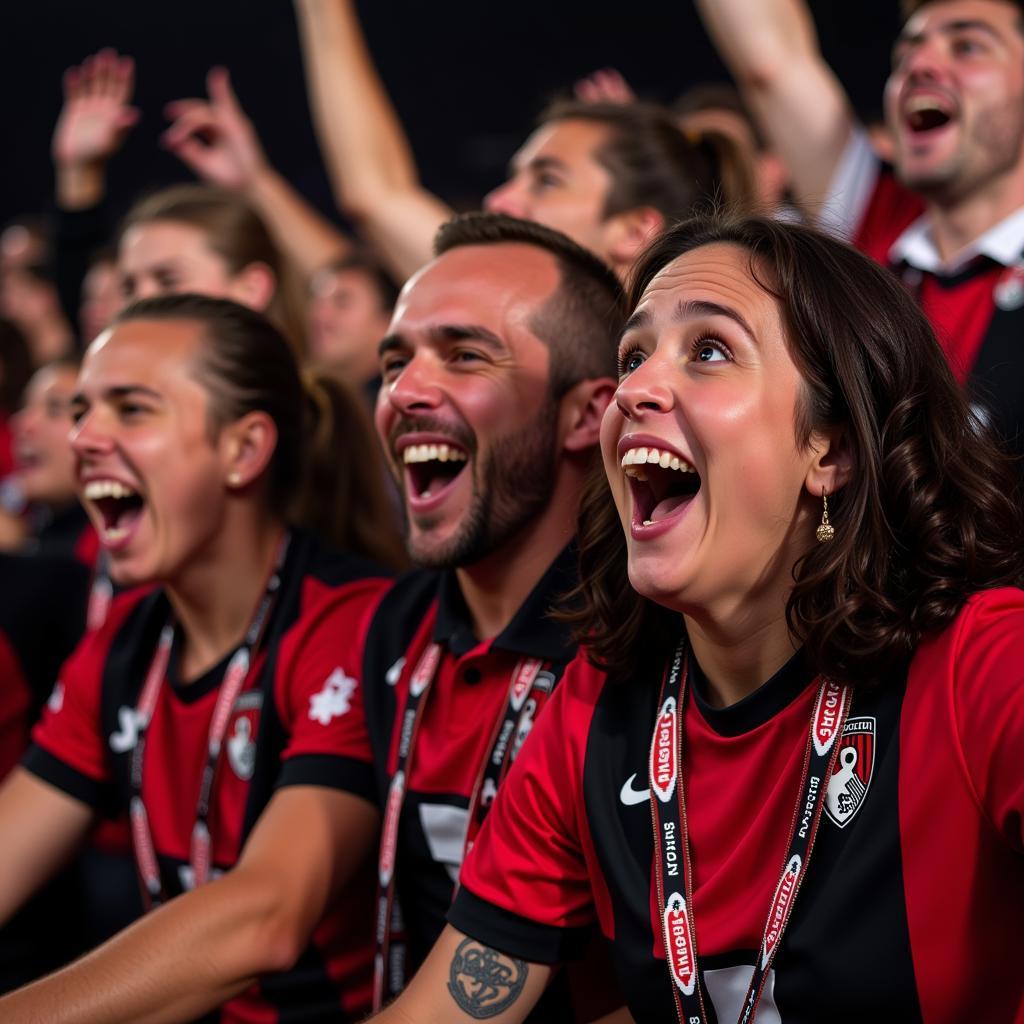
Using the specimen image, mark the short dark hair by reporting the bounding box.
[539,99,758,224]
[318,250,400,314]
[673,81,767,151]
[434,212,625,394]
[563,213,1024,686]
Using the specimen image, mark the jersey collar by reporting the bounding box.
[889,204,1024,276]
[432,542,579,662]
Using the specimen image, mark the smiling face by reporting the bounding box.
[375,243,563,568]
[885,0,1024,198]
[483,120,616,259]
[119,221,246,306]
[601,243,823,617]
[70,318,233,587]
[12,363,79,505]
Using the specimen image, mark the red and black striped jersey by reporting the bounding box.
[452,588,1024,1023]
[24,529,391,1023]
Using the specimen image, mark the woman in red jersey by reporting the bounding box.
[369,215,1024,1024]
[0,294,393,1022]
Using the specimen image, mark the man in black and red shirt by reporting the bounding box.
[696,0,1024,462]
[360,212,624,1017]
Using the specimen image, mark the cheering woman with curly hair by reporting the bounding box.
[368,214,1024,1024]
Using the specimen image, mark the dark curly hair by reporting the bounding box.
[563,213,1024,686]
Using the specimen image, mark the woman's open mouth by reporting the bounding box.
[622,445,701,539]
[81,478,146,548]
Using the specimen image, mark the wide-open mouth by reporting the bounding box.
[622,445,701,525]
[401,441,470,502]
[81,478,146,544]
[903,94,954,134]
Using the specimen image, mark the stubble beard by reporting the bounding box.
[407,398,560,570]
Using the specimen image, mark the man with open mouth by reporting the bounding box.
[358,212,625,1019]
[697,0,1024,470]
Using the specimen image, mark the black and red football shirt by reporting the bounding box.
[452,588,1024,1023]
[25,529,391,1023]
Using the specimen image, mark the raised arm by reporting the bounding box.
[694,0,855,212]
[0,785,379,1024]
[372,925,550,1024]
[0,768,95,925]
[293,0,453,281]
[163,68,353,280]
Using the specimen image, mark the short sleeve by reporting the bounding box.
[273,577,391,804]
[947,588,1024,851]
[23,621,117,806]
[449,656,601,964]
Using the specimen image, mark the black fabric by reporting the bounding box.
[52,199,113,347]
[275,753,376,804]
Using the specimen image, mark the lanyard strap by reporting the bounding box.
[650,640,851,1024]
[86,552,113,632]
[373,643,551,1009]
[127,533,289,909]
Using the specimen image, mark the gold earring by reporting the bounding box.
[816,488,835,543]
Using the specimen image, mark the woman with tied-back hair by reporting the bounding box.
[0,295,396,1022]
[364,214,1024,1024]
[118,184,309,357]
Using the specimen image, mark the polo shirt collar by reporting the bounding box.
[432,543,579,662]
[889,205,1024,275]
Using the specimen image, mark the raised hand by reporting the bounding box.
[573,68,637,105]
[52,49,139,169]
[162,68,269,193]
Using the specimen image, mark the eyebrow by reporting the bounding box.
[618,299,757,344]
[896,18,1005,49]
[509,153,570,178]
[70,384,164,406]
[378,324,508,359]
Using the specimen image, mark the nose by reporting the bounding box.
[484,179,528,218]
[384,351,445,416]
[898,38,946,85]
[69,406,115,462]
[614,357,676,420]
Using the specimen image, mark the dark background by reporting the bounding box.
[0,1,902,230]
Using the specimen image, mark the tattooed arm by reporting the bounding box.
[373,926,549,1023]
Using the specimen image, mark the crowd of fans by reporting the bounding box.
[0,1,1022,1022]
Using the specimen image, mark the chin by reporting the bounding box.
[627,558,689,613]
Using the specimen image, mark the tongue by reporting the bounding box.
[650,494,692,522]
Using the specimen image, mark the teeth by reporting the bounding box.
[906,96,949,115]
[402,443,468,465]
[102,526,128,542]
[83,479,138,500]
[620,447,694,474]
[643,519,653,526]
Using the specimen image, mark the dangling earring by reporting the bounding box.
[816,488,835,543]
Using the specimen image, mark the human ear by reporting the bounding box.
[228,261,277,313]
[559,378,616,453]
[804,424,854,499]
[603,207,665,267]
[222,411,278,491]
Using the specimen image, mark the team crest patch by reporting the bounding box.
[825,716,875,829]
[309,667,357,724]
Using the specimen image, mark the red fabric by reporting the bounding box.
[0,416,14,480]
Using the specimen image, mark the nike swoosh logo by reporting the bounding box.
[619,773,650,806]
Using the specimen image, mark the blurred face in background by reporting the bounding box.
[80,258,124,344]
[307,265,393,384]
[12,363,79,506]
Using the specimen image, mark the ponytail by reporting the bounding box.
[293,369,408,571]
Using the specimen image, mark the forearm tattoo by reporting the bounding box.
[447,938,529,1019]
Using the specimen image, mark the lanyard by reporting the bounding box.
[650,641,851,1024]
[373,640,551,1009]
[127,534,289,909]
[86,551,113,632]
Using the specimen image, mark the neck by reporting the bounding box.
[926,168,1024,261]
[454,470,579,641]
[683,604,800,710]
[164,513,285,682]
